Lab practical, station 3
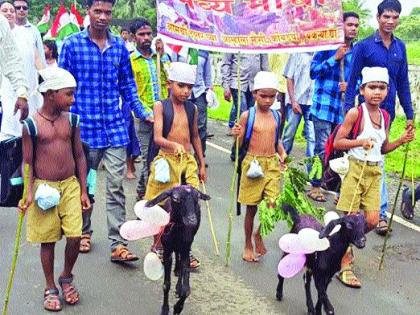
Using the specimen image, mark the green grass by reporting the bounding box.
[406,41,420,66]
[209,88,419,178]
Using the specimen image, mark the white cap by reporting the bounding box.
[252,71,279,92]
[361,67,389,85]
[167,62,197,85]
[38,67,76,93]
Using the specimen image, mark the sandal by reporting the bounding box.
[79,234,91,253]
[111,244,139,262]
[58,275,80,305]
[375,219,389,236]
[189,253,201,269]
[44,288,62,312]
[307,190,326,202]
[400,187,414,220]
[336,268,361,289]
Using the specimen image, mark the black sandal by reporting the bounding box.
[58,274,80,305]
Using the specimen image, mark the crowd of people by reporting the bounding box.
[0,0,417,312]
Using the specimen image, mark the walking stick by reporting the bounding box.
[378,140,411,270]
[226,52,241,266]
[201,181,220,256]
[2,164,29,315]
[157,52,162,99]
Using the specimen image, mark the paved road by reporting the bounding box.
[0,119,419,315]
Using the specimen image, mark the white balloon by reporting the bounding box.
[134,200,170,226]
[278,233,306,254]
[144,252,164,281]
[120,220,161,241]
[323,211,341,235]
[298,228,330,253]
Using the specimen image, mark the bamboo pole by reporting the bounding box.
[378,142,410,270]
[201,181,220,256]
[2,164,29,315]
[225,52,241,266]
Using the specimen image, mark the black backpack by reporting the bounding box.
[146,98,196,169]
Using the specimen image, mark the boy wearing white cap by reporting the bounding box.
[334,66,414,287]
[144,62,206,268]
[19,67,91,311]
[232,71,287,262]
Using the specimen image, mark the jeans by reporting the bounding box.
[311,116,336,187]
[82,147,127,251]
[136,120,153,197]
[282,104,315,158]
[380,163,388,219]
[228,88,254,128]
[191,93,208,154]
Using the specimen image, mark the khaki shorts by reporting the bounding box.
[238,154,281,206]
[337,159,382,212]
[27,176,82,243]
[145,151,200,201]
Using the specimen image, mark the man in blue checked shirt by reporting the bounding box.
[59,0,153,262]
[308,11,359,202]
[344,0,414,237]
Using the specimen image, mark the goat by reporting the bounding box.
[276,204,367,315]
[145,185,210,315]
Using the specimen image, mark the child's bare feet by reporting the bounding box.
[242,247,259,262]
[254,233,267,257]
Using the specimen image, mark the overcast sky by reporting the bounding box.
[364,0,418,26]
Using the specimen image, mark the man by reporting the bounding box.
[0,14,28,127]
[129,18,168,200]
[120,27,135,52]
[59,0,152,262]
[344,0,414,235]
[221,53,269,133]
[282,53,315,171]
[13,0,45,66]
[308,11,359,202]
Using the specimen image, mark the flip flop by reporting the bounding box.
[375,219,389,236]
[307,191,327,202]
[336,269,361,289]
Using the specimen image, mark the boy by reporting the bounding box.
[20,68,90,312]
[334,67,414,288]
[232,71,287,262]
[144,62,206,269]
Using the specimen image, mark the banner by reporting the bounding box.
[157,0,344,53]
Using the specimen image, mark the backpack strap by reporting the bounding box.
[243,106,256,150]
[69,112,80,128]
[271,109,281,150]
[22,117,37,146]
[162,99,173,138]
[351,105,363,139]
[380,108,391,130]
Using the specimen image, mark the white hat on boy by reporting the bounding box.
[167,62,197,85]
[361,67,389,85]
[38,67,77,93]
[252,71,279,92]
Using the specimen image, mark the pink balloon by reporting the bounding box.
[120,220,161,241]
[277,253,306,278]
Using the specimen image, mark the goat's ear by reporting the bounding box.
[193,187,211,201]
[145,189,173,207]
[319,217,344,238]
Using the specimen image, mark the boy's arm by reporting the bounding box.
[152,101,183,153]
[191,106,206,182]
[277,142,287,163]
[334,108,372,150]
[20,127,34,212]
[231,111,248,147]
[381,125,415,154]
[72,127,90,210]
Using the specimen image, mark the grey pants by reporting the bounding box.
[82,147,127,251]
[136,120,154,197]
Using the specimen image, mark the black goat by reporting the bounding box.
[276,204,367,315]
[145,185,210,315]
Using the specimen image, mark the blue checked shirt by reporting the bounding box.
[58,29,151,149]
[344,31,413,121]
[310,47,353,124]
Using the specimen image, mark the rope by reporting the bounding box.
[201,181,220,256]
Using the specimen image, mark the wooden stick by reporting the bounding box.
[378,142,410,270]
[201,181,220,256]
[2,164,29,315]
[226,52,241,266]
[157,52,162,99]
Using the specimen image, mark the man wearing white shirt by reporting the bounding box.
[0,14,28,130]
[13,0,46,66]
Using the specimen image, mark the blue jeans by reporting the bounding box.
[311,116,336,187]
[282,104,315,158]
[380,163,387,219]
[228,88,254,128]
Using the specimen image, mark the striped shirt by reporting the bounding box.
[310,47,353,124]
[283,53,313,105]
[58,29,151,149]
[344,31,413,121]
[130,49,168,113]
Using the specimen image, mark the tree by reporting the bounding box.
[113,0,157,30]
[28,0,83,24]
[342,0,371,27]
